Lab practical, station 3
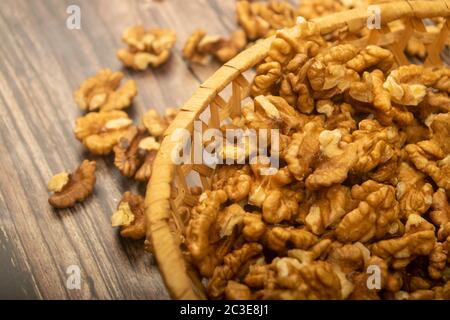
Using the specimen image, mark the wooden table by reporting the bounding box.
[0,0,246,300]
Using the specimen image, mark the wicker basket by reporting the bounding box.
[145,0,450,300]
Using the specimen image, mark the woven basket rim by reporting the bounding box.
[145,0,450,300]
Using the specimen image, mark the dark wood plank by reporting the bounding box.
[0,0,239,300]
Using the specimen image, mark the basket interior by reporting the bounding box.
[147,0,450,299]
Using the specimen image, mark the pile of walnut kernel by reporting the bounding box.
[185,22,450,300]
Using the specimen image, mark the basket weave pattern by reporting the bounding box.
[145,1,450,299]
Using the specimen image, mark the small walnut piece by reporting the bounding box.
[307,44,360,97]
[303,185,356,235]
[224,281,252,300]
[265,227,317,253]
[396,162,433,218]
[370,214,436,269]
[164,107,179,123]
[111,192,146,239]
[117,26,176,70]
[207,243,262,299]
[384,73,426,106]
[111,202,135,227]
[186,190,228,264]
[430,188,450,227]
[48,160,96,209]
[346,45,394,74]
[406,140,450,193]
[261,260,353,299]
[335,180,400,243]
[134,149,158,182]
[428,242,447,280]
[113,126,143,178]
[74,69,137,111]
[285,118,323,181]
[138,136,160,151]
[47,172,69,193]
[252,61,282,97]
[182,30,209,64]
[306,119,401,190]
[223,170,252,202]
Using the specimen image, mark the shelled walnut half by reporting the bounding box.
[48,160,96,209]
[74,69,137,112]
[74,110,135,155]
[183,29,247,64]
[117,26,176,70]
[113,127,160,181]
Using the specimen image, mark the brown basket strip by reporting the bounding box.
[145,0,450,300]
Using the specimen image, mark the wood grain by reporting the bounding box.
[0,0,251,300]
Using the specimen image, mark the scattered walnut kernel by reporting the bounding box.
[113,126,144,178]
[113,123,161,181]
[74,69,137,111]
[134,149,158,182]
[183,29,247,64]
[117,26,176,70]
[138,136,160,151]
[142,109,168,138]
[111,191,146,239]
[74,110,134,155]
[164,107,179,123]
[48,160,96,209]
